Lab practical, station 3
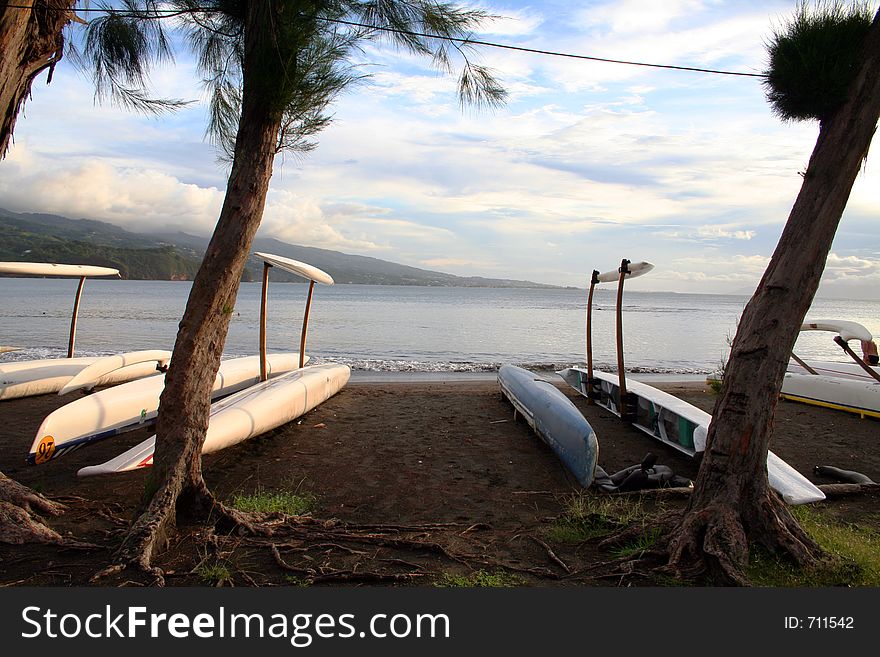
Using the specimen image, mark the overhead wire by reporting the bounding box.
[4,2,766,78]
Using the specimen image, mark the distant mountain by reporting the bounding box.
[0,208,560,288]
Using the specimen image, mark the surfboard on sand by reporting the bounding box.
[78,363,350,476]
[28,353,307,465]
[498,364,598,487]
[558,367,826,505]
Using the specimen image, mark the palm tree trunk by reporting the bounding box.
[0,0,74,157]
[116,3,284,570]
[665,10,880,584]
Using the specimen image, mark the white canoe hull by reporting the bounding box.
[29,353,305,464]
[1,351,170,401]
[78,363,350,476]
[558,367,825,505]
[781,371,880,419]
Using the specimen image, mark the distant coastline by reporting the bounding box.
[0,207,562,289]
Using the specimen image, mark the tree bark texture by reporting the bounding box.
[668,10,880,583]
[117,3,286,569]
[0,0,74,157]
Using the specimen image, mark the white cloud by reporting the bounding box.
[0,2,877,298]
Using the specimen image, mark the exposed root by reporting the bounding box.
[0,472,74,546]
[0,501,67,545]
[245,517,562,582]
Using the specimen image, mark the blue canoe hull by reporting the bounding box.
[498,364,599,487]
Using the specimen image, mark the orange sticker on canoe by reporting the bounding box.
[35,436,56,464]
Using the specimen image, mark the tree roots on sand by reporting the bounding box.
[601,491,826,585]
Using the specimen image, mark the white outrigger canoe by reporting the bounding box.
[78,363,350,476]
[64,252,346,473]
[561,259,824,505]
[782,319,880,419]
[2,350,171,402]
[28,352,305,465]
[558,368,826,505]
[0,261,170,400]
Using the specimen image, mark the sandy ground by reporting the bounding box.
[0,376,878,586]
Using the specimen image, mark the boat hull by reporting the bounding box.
[499,364,598,487]
[29,353,306,464]
[78,363,350,476]
[781,371,880,419]
[1,354,168,401]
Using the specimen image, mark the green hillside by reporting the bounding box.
[0,215,205,280]
[0,208,559,288]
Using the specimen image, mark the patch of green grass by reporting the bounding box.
[748,506,880,587]
[230,489,315,516]
[197,562,232,586]
[435,570,524,588]
[284,575,311,587]
[548,493,649,543]
[611,526,662,559]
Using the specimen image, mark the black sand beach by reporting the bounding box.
[1,378,878,586]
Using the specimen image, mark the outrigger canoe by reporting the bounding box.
[28,352,306,465]
[783,319,880,418]
[77,253,349,475]
[561,259,824,505]
[28,252,334,465]
[78,363,350,476]
[559,368,826,505]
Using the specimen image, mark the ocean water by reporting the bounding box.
[1,278,878,375]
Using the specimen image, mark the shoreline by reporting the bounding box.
[348,369,710,384]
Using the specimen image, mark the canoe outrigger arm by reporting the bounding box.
[584,269,601,402]
[584,259,654,417]
[0,261,120,358]
[833,336,880,383]
[792,319,880,384]
[254,253,334,382]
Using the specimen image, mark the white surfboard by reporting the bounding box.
[28,353,306,465]
[595,261,654,284]
[558,367,825,505]
[0,262,119,278]
[78,363,350,476]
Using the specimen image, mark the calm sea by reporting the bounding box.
[1,279,878,375]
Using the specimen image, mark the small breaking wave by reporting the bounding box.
[1,348,715,375]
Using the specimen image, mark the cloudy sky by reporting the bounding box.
[1,1,878,297]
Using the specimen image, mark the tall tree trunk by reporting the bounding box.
[0,1,76,543]
[665,10,880,584]
[115,3,285,571]
[0,0,74,157]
